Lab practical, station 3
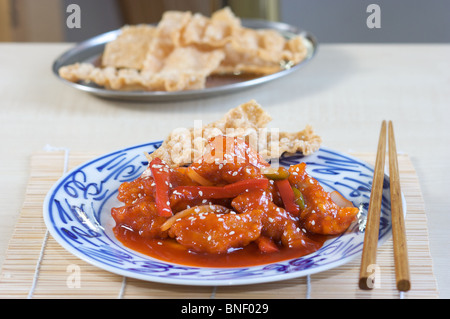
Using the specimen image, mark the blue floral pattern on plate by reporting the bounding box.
[43,142,397,286]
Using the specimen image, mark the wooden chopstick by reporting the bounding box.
[388,121,411,292]
[359,120,411,292]
[359,120,387,290]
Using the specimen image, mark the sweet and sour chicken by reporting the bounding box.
[111,135,359,265]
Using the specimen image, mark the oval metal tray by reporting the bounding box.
[52,19,317,102]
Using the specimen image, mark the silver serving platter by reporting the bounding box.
[52,19,317,102]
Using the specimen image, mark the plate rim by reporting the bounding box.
[42,141,400,286]
[51,19,318,102]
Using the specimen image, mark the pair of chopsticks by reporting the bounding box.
[359,120,411,292]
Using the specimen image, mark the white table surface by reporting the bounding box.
[0,43,449,298]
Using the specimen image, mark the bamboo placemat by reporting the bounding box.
[0,150,438,299]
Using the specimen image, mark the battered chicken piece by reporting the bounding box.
[281,222,322,251]
[232,190,289,238]
[111,200,168,239]
[231,189,314,249]
[288,163,359,235]
[168,210,263,254]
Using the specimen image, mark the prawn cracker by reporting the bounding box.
[102,25,156,70]
[145,100,322,167]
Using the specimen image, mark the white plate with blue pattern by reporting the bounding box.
[43,141,401,286]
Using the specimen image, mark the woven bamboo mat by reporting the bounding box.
[0,150,438,299]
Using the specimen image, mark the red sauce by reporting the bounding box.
[114,225,328,268]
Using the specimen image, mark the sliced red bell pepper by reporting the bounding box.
[275,179,300,215]
[173,178,269,199]
[149,158,173,217]
[256,236,279,253]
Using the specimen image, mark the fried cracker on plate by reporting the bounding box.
[58,7,309,92]
[145,100,322,167]
[102,25,156,70]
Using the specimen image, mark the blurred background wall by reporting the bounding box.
[1,0,449,43]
